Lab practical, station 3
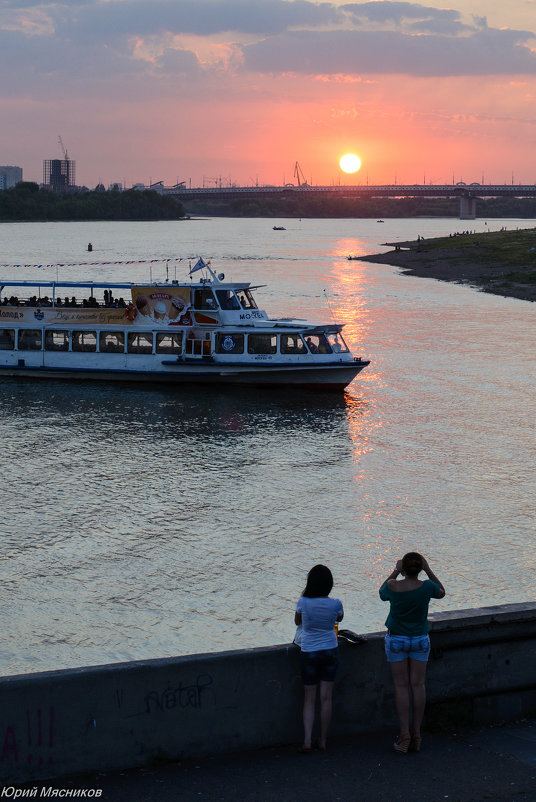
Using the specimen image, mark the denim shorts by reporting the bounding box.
[300,647,339,685]
[385,633,430,663]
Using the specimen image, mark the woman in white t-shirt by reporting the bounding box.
[295,564,344,752]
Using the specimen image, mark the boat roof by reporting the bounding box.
[0,280,260,290]
[1,281,135,289]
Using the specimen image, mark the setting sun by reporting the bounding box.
[339,153,362,174]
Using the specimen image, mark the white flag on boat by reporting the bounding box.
[189,257,206,275]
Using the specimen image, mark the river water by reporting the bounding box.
[0,216,534,676]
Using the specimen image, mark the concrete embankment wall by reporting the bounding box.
[2,602,536,784]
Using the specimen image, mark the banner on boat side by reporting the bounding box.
[131,286,193,325]
[0,307,130,325]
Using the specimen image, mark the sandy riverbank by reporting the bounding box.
[360,227,536,302]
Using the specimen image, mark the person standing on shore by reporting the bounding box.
[379,552,445,754]
[295,564,344,753]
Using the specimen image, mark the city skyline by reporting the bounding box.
[2,0,536,188]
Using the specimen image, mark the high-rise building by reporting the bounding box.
[0,166,23,189]
[43,158,76,192]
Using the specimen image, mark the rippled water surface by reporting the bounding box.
[1,217,535,675]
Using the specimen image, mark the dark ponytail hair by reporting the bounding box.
[402,552,423,578]
[302,564,334,598]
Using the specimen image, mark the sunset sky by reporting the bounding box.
[2,0,536,188]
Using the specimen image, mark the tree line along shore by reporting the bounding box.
[3,183,536,221]
[360,227,536,303]
[0,182,185,222]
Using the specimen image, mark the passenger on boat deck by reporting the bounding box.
[64,297,70,306]
[306,337,318,353]
[55,298,63,306]
[71,296,77,307]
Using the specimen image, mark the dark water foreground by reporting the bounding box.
[2,217,536,677]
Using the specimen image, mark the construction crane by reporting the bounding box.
[58,135,69,161]
[293,161,309,187]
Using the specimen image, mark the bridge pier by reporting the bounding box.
[460,195,477,219]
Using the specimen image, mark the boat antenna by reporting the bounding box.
[323,288,336,321]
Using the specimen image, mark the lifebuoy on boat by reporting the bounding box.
[124,304,138,321]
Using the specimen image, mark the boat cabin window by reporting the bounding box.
[156,332,183,354]
[100,331,125,353]
[0,329,15,350]
[247,333,277,355]
[215,333,244,354]
[280,333,307,355]
[216,290,240,311]
[326,332,349,353]
[127,332,153,354]
[72,331,97,352]
[193,289,217,310]
[18,329,42,350]
[236,289,257,310]
[304,333,332,355]
[45,330,69,351]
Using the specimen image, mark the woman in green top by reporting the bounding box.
[379,552,445,754]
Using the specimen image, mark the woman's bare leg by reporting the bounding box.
[302,684,317,749]
[318,681,334,749]
[409,659,427,737]
[390,660,411,737]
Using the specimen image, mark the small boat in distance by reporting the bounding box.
[346,255,360,261]
[0,257,370,391]
[273,226,286,230]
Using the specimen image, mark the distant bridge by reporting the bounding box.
[162,183,536,220]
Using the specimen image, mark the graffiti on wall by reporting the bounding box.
[1,707,55,766]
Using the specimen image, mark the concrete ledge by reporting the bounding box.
[2,601,536,784]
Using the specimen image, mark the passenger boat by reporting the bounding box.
[0,258,370,390]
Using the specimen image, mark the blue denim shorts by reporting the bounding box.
[385,633,430,663]
[300,647,339,685]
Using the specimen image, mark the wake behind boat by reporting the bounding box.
[0,257,370,390]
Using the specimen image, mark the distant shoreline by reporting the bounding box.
[360,228,536,303]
